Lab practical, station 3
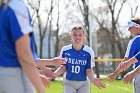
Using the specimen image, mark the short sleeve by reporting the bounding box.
[8,1,33,42]
[125,39,137,58]
[86,48,95,69]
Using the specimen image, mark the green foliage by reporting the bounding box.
[45,79,133,93]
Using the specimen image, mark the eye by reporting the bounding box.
[73,34,77,36]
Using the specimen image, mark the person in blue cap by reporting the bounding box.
[108,17,140,93]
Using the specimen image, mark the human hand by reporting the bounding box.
[39,67,56,80]
[123,71,136,84]
[92,78,106,89]
[39,74,51,88]
[52,57,67,66]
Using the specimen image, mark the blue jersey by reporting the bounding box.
[0,0,37,67]
[125,34,140,68]
[135,51,140,61]
[60,44,95,81]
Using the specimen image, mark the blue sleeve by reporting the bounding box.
[60,48,66,66]
[85,48,95,69]
[135,51,140,61]
[125,39,137,58]
[86,55,92,69]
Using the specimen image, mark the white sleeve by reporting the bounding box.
[9,1,33,35]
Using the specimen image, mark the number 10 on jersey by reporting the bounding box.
[71,65,80,74]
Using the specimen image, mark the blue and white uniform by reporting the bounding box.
[125,34,140,68]
[135,51,140,61]
[60,44,95,93]
[125,34,140,93]
[0,0,36,93]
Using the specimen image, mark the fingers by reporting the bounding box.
[40,67,55,79]
[123,75,133,84]
[39,74,51,88]
[93,78,106,89]
[43,77,51,88]
[98,82,106,89]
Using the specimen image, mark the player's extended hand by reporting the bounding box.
[92,78,106,89]
[108,73,117,83]
[123,71,136,84]
[39,67,56,80]
[39,74,51,88]
[52,57,67,66]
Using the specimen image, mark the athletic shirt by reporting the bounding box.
[135,51,140,62]
[0,0,37,67]
[60,44,95,81]
[125,34,140,68]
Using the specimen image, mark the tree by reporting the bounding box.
[27,0,53,58]
[78,0,90,45]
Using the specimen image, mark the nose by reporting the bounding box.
[128,27,131,31]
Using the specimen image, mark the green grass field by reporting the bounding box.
[45,79,133,93]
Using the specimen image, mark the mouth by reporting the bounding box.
[76,40,80,42]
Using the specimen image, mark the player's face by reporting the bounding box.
[71,27,84,44]
[128,26,139,35]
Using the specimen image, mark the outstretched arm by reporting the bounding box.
[108,52,140,83]
[86,69,106,89]
[122,56,139,84]
[37,57,66,69]
[123,65,140,84]
[16,35,45,93]
[108,57,129,82]
[119,57,138,72]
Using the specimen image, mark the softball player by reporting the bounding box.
[108,18,140,93]
[0,0,67,93]
[54,26,106,93]
[0,0,46,93]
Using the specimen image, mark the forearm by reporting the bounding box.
[133,65,140,76]
[37,57,66,68]
[37,59,54,69]
[86,69,95,82]
[128,57,138,64]
[16,35,44,93]
[54,66,66,77]
[18,55,45,93]
[112,68,121,76]
[116,57,130,73]
[38,59,54,66]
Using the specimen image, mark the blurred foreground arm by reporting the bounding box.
[16,35,45,93]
